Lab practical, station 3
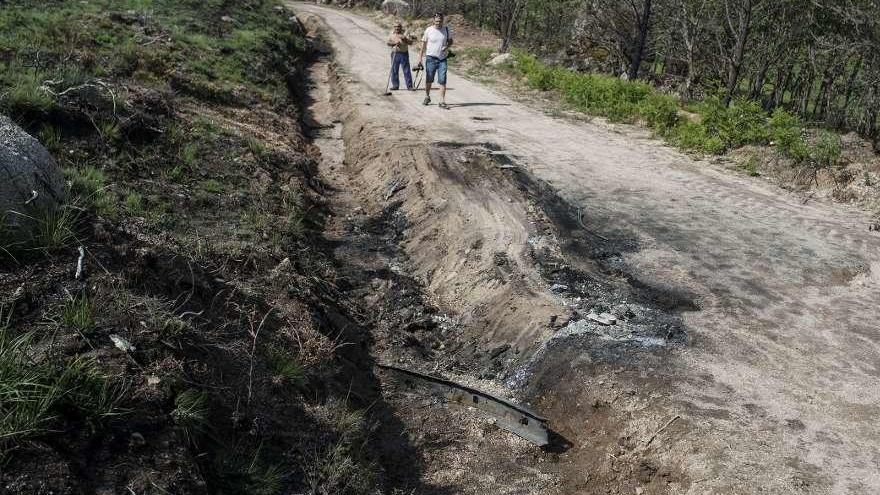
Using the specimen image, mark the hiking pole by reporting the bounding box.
[413,63,424,91]
[382,51,394,96]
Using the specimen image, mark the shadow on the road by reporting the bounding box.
[445,102,511,108]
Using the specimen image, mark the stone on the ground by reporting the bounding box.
[0,114,66,238]
[587,311,617,326]
[489,53,513,66]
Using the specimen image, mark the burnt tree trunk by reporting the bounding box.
[627,0,653,80]
[722,0,754,106]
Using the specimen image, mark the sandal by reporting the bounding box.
[422,96,431,106]
[439,102,448,109]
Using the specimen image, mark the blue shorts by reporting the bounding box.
[425,56,448,86]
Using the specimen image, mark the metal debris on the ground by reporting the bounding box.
[587,311,617,326]
[384,178,406,200]
[379,363,550,446]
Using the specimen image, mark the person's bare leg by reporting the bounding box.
[439,84,446,104]
[424,81,432,104]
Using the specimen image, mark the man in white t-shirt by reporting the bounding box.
[417,13,453,109]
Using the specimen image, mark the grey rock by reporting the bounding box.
[489,53,513,66]
[382,0,410,14]
[1,114,65,238]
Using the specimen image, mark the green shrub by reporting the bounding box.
[697,98,769,151]
[640,93,680,132]
[812,131,842,168]
[669,121,725,154]
[769,109,810,161]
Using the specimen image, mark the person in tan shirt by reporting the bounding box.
[387,21,415,90]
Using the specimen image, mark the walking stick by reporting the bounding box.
[413,64,424,91]
[382,52,394,96]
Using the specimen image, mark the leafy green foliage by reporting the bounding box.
[812,131,842,168]
[510,51,850,167]
[668,121,725,154]
[513,51,674,127]
[697,98,769,150]
[769,109,810,161]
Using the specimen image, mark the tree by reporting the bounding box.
[580,0,657,79]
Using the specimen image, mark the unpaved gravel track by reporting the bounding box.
[290,3,880,493]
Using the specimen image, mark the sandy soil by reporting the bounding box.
[291,3,880,494]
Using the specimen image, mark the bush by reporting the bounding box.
[669,121,725,154]
[769,109,809,161]
[640,93,680,132]
[697,98,769,151]
[812,131,842,167]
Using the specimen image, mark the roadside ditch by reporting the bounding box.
[301,15,697,493]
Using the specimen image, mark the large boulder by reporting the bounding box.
[0,114,66,238]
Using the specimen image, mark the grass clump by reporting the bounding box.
[0,328,128,455]
[266,349,305,386]
[31,205,80,252]
[305,401,379,495]
[123,191,143,215]
[66,166,106,198]
[38,125,62,153]
[61,293,95,334]
[211,443,287,495]
[201,179,224,195]
[172,389,208,440]
[65,166,116,216]
[0,67,57,115]
[741,155,761,177]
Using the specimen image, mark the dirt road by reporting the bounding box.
[291,3,880,493]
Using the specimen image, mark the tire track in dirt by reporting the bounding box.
[291,3,880,494]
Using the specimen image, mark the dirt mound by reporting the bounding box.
[340,118,565,353]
